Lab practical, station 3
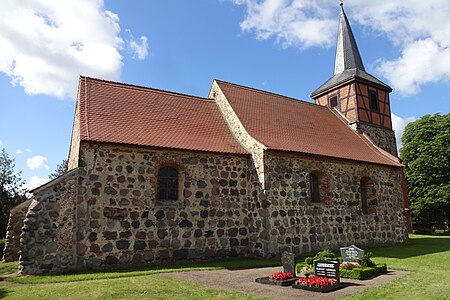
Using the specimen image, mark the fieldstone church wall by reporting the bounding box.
[19,142,407,274]
[20,169,81,274]
[350,122,398,156]
[73,142,252,269]
[251,151,408,257]
[2,199,32,262]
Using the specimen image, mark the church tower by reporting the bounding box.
[311,3,397,156]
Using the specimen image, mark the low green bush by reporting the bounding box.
[296,262,309,274]
[304,249,340,266]
[357,251,375,267]
[339,263,387,280]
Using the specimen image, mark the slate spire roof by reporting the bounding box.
[334,2,365,74]
[311,3,391,97]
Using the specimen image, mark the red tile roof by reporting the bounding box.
[77,77,247,155]
[216,80,401,167]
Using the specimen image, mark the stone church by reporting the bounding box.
[8,5,411,274]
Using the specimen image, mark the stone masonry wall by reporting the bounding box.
[251,151,408,257]
[3,199,32,262]
[75,142,252,269]
[350,122,398,156]
[20,169,80,274]
[19,141,408,274]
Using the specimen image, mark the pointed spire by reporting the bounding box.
[334,3,365,74]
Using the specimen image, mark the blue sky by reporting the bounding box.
[0,0,449,190]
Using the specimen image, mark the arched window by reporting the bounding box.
[360,177,375,214]
[157,166,179,201]
[309,173,320,203]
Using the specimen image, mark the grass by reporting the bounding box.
[0,261,18,276]
[0,235,449,299]
[347,235,450,300]
[8,257,279,284]
[0,275,268,300]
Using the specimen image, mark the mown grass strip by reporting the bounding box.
[7,257,279,284]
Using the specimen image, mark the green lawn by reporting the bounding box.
[347,235,450,300]
[0,235,449,299]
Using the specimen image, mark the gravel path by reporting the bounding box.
[166,266,408,300]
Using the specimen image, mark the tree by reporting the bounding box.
[400,113,450,232]
[0,149,26,238]
[49,159,68,179]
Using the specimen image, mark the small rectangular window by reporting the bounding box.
[369,91,379,111]
[329,96,338,108]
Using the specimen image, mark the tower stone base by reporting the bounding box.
[350,122,397,156]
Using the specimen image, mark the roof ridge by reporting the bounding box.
[215,79,327,109]
[81,76,214,103]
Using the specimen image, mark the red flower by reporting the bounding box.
[268,271,294,281]
[295,276,337,288]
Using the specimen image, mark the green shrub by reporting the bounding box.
[305,249,339,266]
[296,262,312,274]
[339,263,387,279]
[357,251,375,267]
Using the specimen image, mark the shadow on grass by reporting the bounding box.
[0,286,8,299]
[342,282,364,288]
[367,235,450,259]
[9,257,281,284]
[71,257,280,275]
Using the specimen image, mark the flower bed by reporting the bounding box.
[268,271,294,281]
[255,271,298,286]
[292,276,343,293]
[339,263,388,280]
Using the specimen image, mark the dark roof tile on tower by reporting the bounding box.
[216,80,401,167]
[76,77,248,155]
[311,4,391,96]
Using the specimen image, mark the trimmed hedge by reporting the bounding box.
[339,263,388,280]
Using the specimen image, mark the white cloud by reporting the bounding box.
[27,155,50,170]
[347,0,450,95]
[129,36,149,60]
[231,0,450,95]
[16,148,32,155]
[0,139,3,146]
[232,0,335,49]
[23,176,50,191]
[391,113,416,151]
[0,0,123,99]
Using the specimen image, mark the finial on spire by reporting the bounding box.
[339,0,343,7]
